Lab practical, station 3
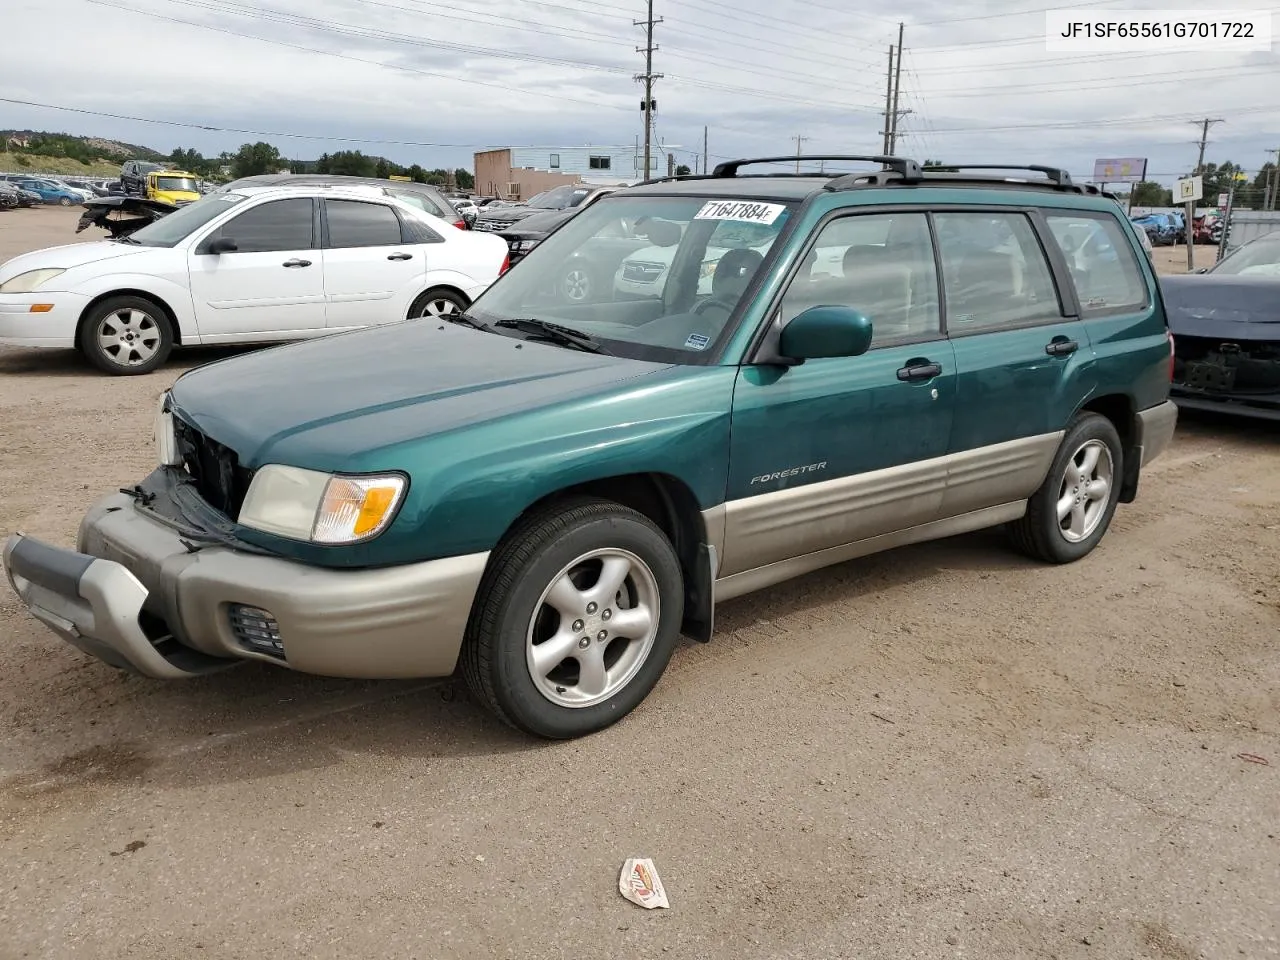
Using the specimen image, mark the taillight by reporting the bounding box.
[454,219,467,230]
[499,254,510,276]
[1167,330,1175,380]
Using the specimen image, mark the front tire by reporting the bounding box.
[58,196,72,207]
[1009,412,1123,564]
[77,295,174,375]
[461,498,684,739]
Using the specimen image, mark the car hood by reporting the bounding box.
[499,209,573,237]
[477,206,543,225]
[168,319,671,471]
[0,240,150,282]
[1161,274,1280,339]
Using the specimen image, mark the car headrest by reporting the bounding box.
[713,248,765,300]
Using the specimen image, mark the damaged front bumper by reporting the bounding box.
[4,485,489,680]
[1172,336,1280,421]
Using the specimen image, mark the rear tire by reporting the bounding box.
[77,295,174,376]
[461,497,684,739]
[1008,413,1123,564]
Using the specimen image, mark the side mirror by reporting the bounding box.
[207,236,238,254]
[779,305,873,360]
[1193,266,1209,274]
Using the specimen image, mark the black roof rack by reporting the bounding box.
[919,164,1073,186]
[711,155,922,180]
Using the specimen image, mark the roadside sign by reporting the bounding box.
[1218,193,1230,206]
[1177,176,1203,203]
[1093,157,1147,183]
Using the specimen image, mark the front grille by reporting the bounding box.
[228,604,284,659]
[475,219,502,231]
[171,416,254,518]
[622,261,665,283]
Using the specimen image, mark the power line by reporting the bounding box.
[83,0,883,115]
[916,61,1280,99]
[0,96,524,148]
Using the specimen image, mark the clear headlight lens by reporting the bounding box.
[238,465,407,544]
[0,268,66,294]
[515,239,541,253]
[154,393,181,467]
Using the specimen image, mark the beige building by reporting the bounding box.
[474,148,582,200]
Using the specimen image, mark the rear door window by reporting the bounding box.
[1044,213,1149,315]
[325,200,404,248]
[933,212,1063,332]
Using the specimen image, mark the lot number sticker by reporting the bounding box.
[693,200,786,225]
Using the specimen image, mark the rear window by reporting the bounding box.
[1044,213,1149,315]
[326,199,403,247]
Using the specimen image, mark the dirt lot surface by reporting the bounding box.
[1,206,1277,959]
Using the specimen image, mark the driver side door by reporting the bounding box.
[187,197,327,341]
[721,211,957,579]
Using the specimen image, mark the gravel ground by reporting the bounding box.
[1,206,1277,960]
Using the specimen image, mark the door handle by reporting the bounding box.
[1045,337,1078,357]
[896,361,942,382]
[282,258,312,268]
[387,252,413,261]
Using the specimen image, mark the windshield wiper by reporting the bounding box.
[440,311,491,331]
[113,235,140,244]
[492,318,607,354]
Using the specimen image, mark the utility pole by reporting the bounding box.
[793,134,810,173]
[1187,118,1224,271]
[888,22,909,155]
[1265,148,1280,211]
[881,44,894,154]
[703,126,708,177]
[634,0,663,182]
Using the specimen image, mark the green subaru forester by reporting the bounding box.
[4,156,1178,739]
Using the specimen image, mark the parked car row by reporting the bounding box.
[0,174,95,205]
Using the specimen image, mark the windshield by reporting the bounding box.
[125,193,246,247]
[528,185,592,210]
[1212,236,1280,276]
[468,194,794,363]
[156,176,198,192]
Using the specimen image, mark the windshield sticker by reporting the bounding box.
[693,201,786,225]
[684,333,711,350]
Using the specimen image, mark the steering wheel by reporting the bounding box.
[693,296,736,316]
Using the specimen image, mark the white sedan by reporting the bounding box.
[0,184,510,375]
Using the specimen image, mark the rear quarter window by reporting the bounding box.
[1044,213,1150,316]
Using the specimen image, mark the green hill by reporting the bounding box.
[0,152,124,177]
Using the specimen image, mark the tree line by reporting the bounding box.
[168,143,474,190]
[1129,161,1277,209]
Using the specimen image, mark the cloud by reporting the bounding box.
[3,0,1276,183]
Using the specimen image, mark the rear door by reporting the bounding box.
[187,196,326,340]
[933,209,1096,518]
[321,198,427,330]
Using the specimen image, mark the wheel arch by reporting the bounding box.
[1077,393,1138,502]
[77,289,184,346]
[493,472,715,643]
[409,283,471,317]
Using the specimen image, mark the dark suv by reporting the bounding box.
[474,184,613,232]
[121,159,165,195]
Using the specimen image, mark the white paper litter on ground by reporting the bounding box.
[619,857,669,909]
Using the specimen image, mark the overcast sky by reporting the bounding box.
[3,0,1277,185]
